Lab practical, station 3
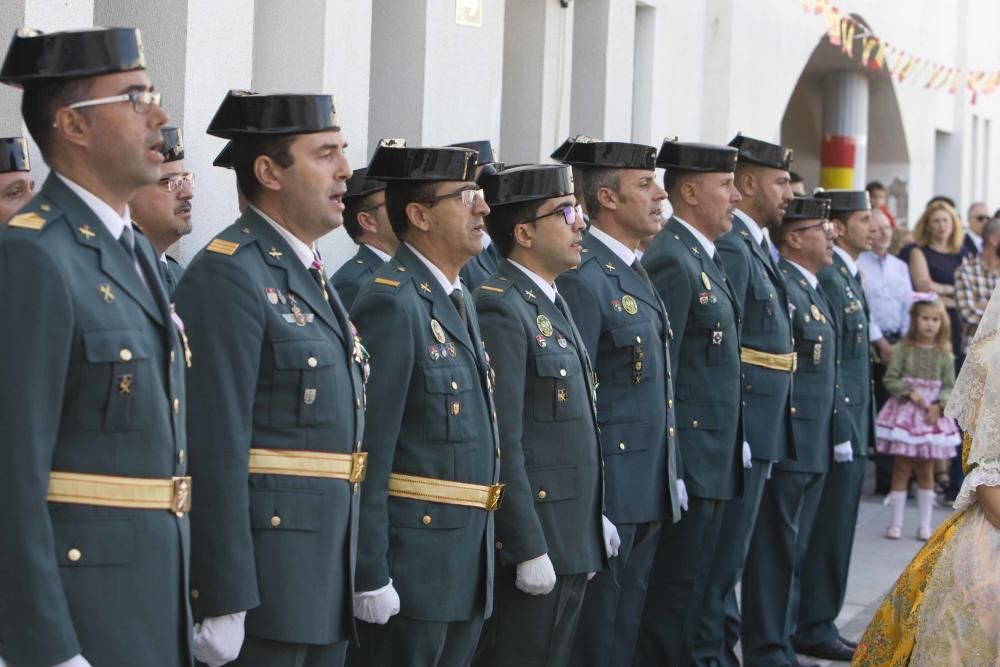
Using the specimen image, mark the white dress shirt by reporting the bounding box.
[507,259,558,304]
[406,242,462,295]
[364,243,391,262]
[857,250,912,338]
[674,216,717,258]
[589,225,637,266]
[252,205,315,270]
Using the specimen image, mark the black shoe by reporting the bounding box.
[794,638,855,661]
[838,634,858,649]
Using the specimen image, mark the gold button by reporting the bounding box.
[170,350,176,363]
[67,548,81,562]
[191,589,200,599]
[667,399,673,409]
[537,489,547,499]
[669,426,675,437]
[270,515,281,527]
[119,348,132,361]
[790,406,797,414]
[496,541,503,549]
[618,442,626,451]
[692,420,699,428]
[451,380,459,390]
[173,398,180,414]
[307,356,318,368]
[636,336,642,343]
[178,449,185,464]
[422,514,432,525]
[559,369,567,377]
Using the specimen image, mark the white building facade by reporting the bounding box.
[1,0,999,269]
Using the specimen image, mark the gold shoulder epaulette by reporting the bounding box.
[374,277,400,287]
[206,238,240,255]
[8,212,46,230]
[480,285,505,293]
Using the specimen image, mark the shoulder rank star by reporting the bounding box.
[524,289,537,300]
[268,247,283,260]
[419,282,432,294]
[691,246,700,255]
[78,225,96,240]
[604,262,616,271]
[98,283,114,303]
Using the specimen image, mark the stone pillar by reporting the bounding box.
[821,70,869,190]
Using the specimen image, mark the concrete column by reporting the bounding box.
[500,0,573,163]
[0,2,28,134]
[821,70,869,190]
[570,0,636,140]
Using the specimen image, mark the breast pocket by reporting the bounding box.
[796,323,830,371]
[609,321,658,384]
[751,276,778,333]
[533,353,583,422]
[423,364,476,443]
[692,305,730,366]
[77,328,154,432]
[270,338,341,428]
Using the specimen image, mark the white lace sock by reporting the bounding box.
[888,490,907,530]
[917,488,935,535]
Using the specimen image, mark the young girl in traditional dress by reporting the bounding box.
[876,295,962,540]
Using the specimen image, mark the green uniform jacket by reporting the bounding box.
[641,217,744,500]
[332,243,384,309]
[174,208,365,645]
[818,253,875,456]
[0,174,191,666]
[776,261,838,474]
[163,254,184,295]
[556,232,681,524]
[475,260,605,574]
[350,244,500,622]
[460,243,500,291]
[717,215,795,462]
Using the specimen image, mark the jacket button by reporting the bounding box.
[422,514,432,525]
[178,449,185,464]
[67,548,81,562]
[636,336,642,343]
[451,380,459,390]
[818,335,824,342]
[559,369,567,377]
[270,515,281,527]
[692,420,699,428]
[308,356,318,368]
[845,396,851,404]
[170,350,176,363]
[668,426,675,437]
[618,442,626,451]
[746,384,752,391]
[537,489,547,499]
[173,398,180,414]
[191,589,200,599]
[119,348,132,361]
[790,406,797,414]
[495,541,503,549]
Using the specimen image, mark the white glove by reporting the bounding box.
[601,515,621,558]
[833,441,854,463]
[193,611,247,667]
[515,553,557,595]
[53,657,93,667]
[742,441,753,469]
[354,580,401,624]
[676,479,689,511]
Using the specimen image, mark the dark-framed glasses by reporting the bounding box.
[158,173,194,193]
[67,90,162,114]
[520,203,582,226]
[793,220,833,236]
[418,186,483,208]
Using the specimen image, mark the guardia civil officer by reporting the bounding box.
[635,140,744,667]
[348,143,501,667]
[693,135,796,666]
[793,190,875,663]
[452,140,502,290]
[472,164,611,667]
[174,91,366,666]
[553,139,685,667]
[0,27,189,666]
[331,165,396,308]
[741,197,836,667]
[213,140,249,213]
[131,126,192,293]
[0,135,33,223]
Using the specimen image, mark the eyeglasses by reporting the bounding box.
[520,203,583,226]
[974,214,991,223]
[793,220,833,236]
[158,173,194,193]
[418,186,483,208]
[67,90,163,114]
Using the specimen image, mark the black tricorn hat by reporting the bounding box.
[481,164,574,208]
[729,133,793,171]
[0,137,30,173]
[0,27,146,87]
[814,189,871,214]
[449,140,497,166]
[160,127,184,163]
[656,139,738,173]
[562,140,657,171]
[345,167,385,203]
[550,136,578,162]
[213,142,234,169]
[207,90,340,139]
[366,143,477,182]
[782,197,831,222]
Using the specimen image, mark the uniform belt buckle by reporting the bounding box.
[350,452,368,484]
[171,476,192,515]
[486,483,505,511]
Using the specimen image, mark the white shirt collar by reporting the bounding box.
[832,244,859,276]
[251,205,315,270]
[733,209,765,245]
[507,258,558,303]
[55,172,131,241]
[784,257,819,288]
[482,232,493,250]
[405,242,462,294]
[674,215,716,258]
[364,243,391,262]
[588,225,637,266]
